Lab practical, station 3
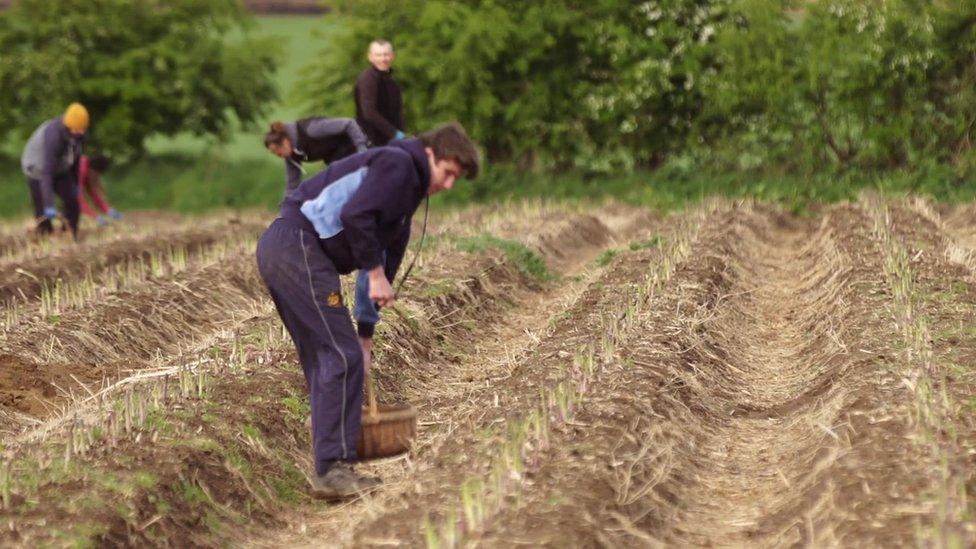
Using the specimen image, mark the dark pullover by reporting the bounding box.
[279,138,430,282]
[354,66,404,146]
[20,118,86,209]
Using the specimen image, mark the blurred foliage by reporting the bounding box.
[696,0,976,178]
[300,0,976,181]
[298,0,727,172]
[3,1,976,218]
[0,0,278,158]
[577,0,728,171]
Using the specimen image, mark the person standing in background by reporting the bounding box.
[21,103,89,238]
[355,40,404,147]
[353,40,406,371]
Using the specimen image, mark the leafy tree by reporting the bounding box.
[930,0,976,176]
[576,0,729,170]
[298,0,725,172]
[698,0,968,172]
[299,0,579,168]
[0,0,278,157]
[301,0,976,177]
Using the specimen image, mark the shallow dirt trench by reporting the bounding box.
[4,202,972,547]
[244,209,656,547]
[655,214,854,545]
[472,205,951,547]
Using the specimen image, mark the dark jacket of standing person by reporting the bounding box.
[279,138,429,279]
[354,66,404,146]
[265,117,369,191]
[21,104,88,235]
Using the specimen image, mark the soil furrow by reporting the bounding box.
[0,211,199,264]
[871,200,976,543]
[245,206,661,547]
[0,216,265,305]
[476,204,938,547]
[0,206,643,546]
[5,200,972,547]
[939,204,976,254]
[650,209,866,545]
[0,250,266,423]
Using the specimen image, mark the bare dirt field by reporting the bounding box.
[0,198,973,547]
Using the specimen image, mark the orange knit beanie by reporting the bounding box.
[63,103,90,132]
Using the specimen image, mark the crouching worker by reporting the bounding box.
[21,103,89,238]
[255,122,479,498]
[78,154,123,226]
[264,117,369,193]
[264,117,377,355]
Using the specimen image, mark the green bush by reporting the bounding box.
[697,0,976,175]
[298,0,726,172]
[575,0,729,171]
[0,0,278,158]
[301,0,976,181]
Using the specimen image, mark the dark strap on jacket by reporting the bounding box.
[395,195,428,296]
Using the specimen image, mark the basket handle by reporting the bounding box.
[365,368,379,418]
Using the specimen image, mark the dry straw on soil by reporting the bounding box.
[3,200,974,547]
[0,214,266,305]
[465,200,976,547]
[319,200,976,548]
[0,203,644,546]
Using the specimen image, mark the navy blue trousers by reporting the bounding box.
[256,219,364,474]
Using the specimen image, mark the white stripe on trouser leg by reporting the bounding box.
[300,231,350,459]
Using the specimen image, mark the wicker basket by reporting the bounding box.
[358,374,417,460]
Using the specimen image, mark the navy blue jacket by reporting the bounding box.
[280,138,430,280]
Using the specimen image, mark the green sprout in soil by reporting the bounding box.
[595,249,618,267]
[454,234,552,281]
[629,234,663,251]
[281,393,310,420]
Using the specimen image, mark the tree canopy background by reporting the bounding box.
[2,0,976,216]
[0,0,277,157]
[300,0,976,181]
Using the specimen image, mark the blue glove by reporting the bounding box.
[394,130,406,140]
[107,208,123,220]
[96,215,108,226]
[43,207,58,220]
